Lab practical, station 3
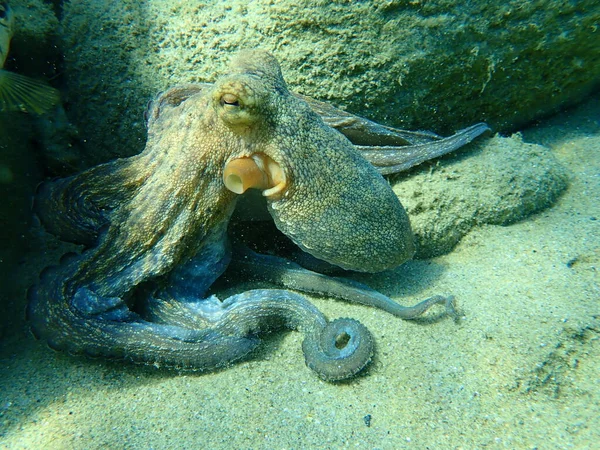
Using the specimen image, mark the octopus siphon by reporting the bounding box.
[28,50,488,381]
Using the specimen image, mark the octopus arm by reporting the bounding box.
[34,157,145,246]
[295,93,489,174]
[295,92,443,146]
[228,247,456,320]
[145,83,211,126]
[28,257,373,380]
[359,123,491,175]
[26,260,261,370]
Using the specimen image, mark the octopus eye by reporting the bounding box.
[221,93,240,109]
[213,80,261,128]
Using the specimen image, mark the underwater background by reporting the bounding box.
[1,0,599,448]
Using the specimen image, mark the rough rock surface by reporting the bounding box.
[6,0,59,77]
[393,134,569,258]
[59,0,600,165]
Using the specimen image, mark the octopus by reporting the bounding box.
[27,50,488,381]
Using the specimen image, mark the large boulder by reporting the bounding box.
[60,1,600,165]
[392,134,568,258]
[6,0,59,78]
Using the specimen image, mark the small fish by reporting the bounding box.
[0,2,59,114]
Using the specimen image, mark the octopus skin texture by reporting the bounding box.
[27,50,488,381]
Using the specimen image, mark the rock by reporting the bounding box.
[393,134,569,258]
[7,0,59,76]
[6,1,78,174]
[59,0,600,165]
[0,114,43,338]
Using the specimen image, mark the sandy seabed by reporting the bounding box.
[0,97,598,449]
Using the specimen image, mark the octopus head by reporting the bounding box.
[218,50,414,273]
[212,50,286,133]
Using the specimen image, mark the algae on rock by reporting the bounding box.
[393,134,569,258]
[5,0,59,78]
[60,0,600,166]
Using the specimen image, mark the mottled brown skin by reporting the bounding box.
[27,50,478,380]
